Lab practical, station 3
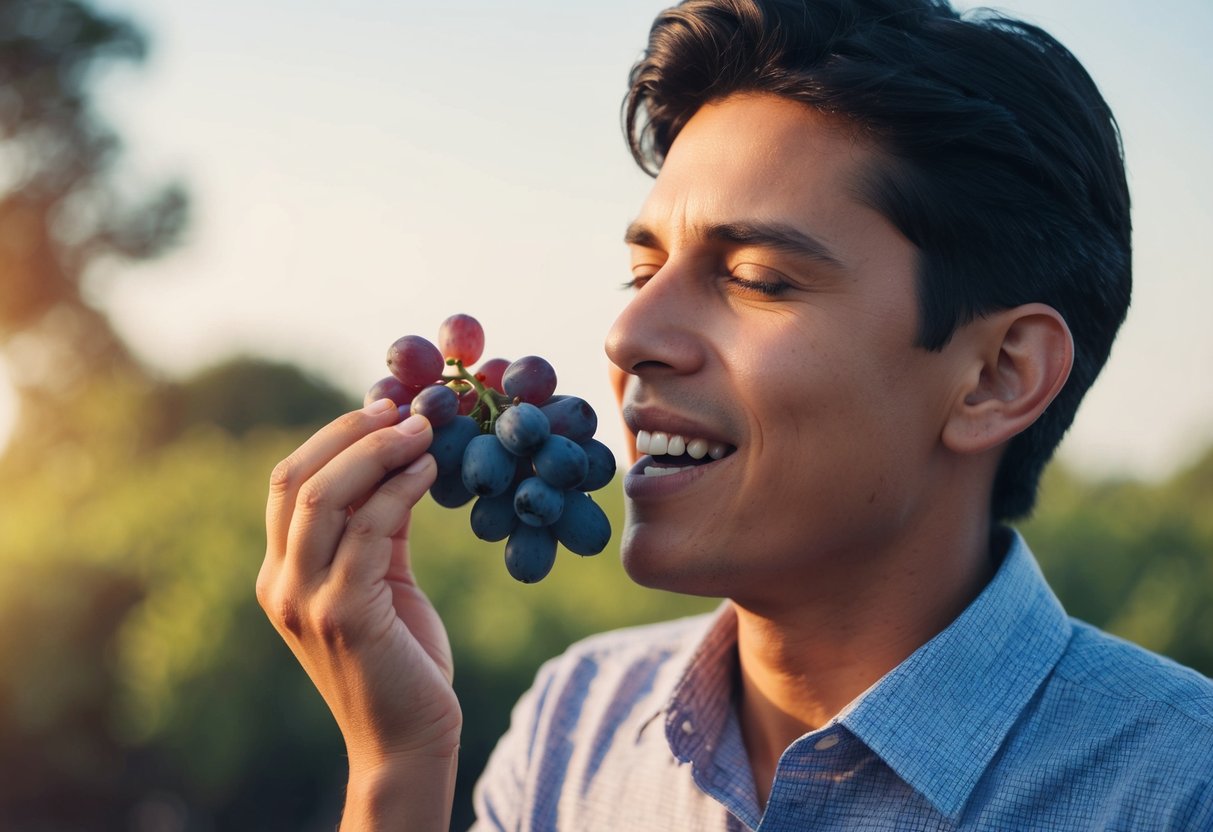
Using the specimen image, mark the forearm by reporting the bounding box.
[341,749,460,832]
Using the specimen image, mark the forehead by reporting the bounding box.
[634,93,883,244]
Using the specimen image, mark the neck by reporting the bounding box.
[734,520,998,807]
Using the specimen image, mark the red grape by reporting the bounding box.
[364,376,420,407]
[476,357,510,394]
[438,314,485,365]
[410,384,459,428]
[503,355,557,404]
[387,335,445,387]
[457,386,480,416]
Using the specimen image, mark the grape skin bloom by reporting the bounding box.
[514,476,565,527]
[533,434,589,490]
[578,439,617,492]
[504,524,558,583]
[495,403,551,456]
[470,491,518,542]
[552,491,611,556]
[462,434,518,497]
[540,396,598,444]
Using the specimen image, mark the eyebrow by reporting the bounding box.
[624,220,846,270]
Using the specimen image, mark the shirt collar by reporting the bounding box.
[839,528,1072,817]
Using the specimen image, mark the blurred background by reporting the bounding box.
[0,0,1209,829]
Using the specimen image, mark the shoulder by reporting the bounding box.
[971,620,1213,828]
[1055,619,1213,727]
[471,611,721,829]
[527,611,719,706]
[1037,619,1213,801]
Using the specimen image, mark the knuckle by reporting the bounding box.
[311,601,351,648]
[263,588,304,637]
[295,478,329,514]
[338,408,370,434]
[254,570,274,610]
[364,428,401,459]
[269,454,298,495]
[344,511,378,542]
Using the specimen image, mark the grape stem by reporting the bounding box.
[443,359,510,433]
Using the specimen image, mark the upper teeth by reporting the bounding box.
[636,430,729,460]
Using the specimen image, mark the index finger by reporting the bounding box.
[266,398,402,555]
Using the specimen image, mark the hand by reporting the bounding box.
[257,399,462,779]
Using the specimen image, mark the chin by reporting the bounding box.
[618,525,737,599]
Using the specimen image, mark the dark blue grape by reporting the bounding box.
[502,355,557,404]
[533,434,589,490]
[461,434,517,497]
[470,490,518,542]
[410,384,459,428]
[504,524,557,583]
[540,396,598,444]
[552,491,611,556]
[429,470,474,508]
[578,439,617,491]
[495,403,550,456]
[513,476,564,527]
[428,415,480,475]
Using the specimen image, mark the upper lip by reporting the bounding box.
[622,403,738,449]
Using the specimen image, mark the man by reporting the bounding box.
[257,1,1213,829]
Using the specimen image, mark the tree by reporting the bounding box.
[0,0,188,469]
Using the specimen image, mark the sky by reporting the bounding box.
[2,0,1210,480]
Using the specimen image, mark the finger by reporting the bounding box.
[266,398,401,557]
[330,453,437,588]
[284,415,433,578]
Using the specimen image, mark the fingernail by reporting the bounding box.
[402,454,432,474]
[395,414,429,434]
[363,398,395,415]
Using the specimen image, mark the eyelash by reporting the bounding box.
[622,273,789,296]
[727,275,789,296]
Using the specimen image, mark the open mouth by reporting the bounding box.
[635,429,736,477]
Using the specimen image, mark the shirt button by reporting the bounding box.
[681,719,694,735]
[814,734,840,751]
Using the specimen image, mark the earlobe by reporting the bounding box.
[942,304,1073,455]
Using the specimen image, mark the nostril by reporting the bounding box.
[631,360,673,372]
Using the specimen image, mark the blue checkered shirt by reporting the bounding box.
[471,531,1213,829]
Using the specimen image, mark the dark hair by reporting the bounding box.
[624,0,1132,521]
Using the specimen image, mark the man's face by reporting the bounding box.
[605,93,971,604]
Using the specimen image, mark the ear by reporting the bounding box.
[609,363,639,463]
[942,303,1073,455]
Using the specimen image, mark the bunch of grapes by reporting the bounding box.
[364,314,615,583]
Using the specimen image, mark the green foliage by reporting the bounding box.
[161,355,358,438]
[1024,450,1213,676]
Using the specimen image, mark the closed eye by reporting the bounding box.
[728,275,789,296]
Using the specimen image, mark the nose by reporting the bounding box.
[605,266,708,380]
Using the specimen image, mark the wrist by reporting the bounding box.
[343,747,460,832]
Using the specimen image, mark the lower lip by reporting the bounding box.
[622,453,732,500]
